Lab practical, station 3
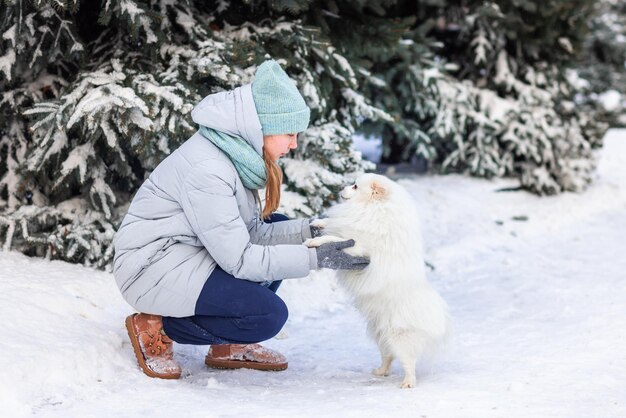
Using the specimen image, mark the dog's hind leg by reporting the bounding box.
[372,353,394,377]
[371,331,394,377]
[397,354,417,389]
[390,332,423,389]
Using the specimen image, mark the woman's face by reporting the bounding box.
[263,133,298,161]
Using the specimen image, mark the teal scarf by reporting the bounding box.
[198,126,267,190]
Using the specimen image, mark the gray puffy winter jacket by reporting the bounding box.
[112,83,317,317]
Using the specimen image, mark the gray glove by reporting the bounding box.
[316,239,370,270]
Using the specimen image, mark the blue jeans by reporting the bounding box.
[161,214,289,345]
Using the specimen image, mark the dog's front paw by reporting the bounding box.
[303,238,322,248]
[309,218,328,229]
[304,235,345,248]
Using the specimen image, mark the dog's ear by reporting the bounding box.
[370,180,387,200]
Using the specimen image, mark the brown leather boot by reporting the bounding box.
[205,344,288,371]
[125,313,181,379]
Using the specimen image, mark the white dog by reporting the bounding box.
[305,173,450,388]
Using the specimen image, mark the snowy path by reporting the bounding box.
[1,130,625,417]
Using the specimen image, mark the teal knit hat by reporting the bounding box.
[251,60,310,135]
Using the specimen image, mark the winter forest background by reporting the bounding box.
[1,0,625,269]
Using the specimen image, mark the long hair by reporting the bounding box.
[262,148,282,219]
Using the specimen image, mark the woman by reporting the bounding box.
[113,60,369,379]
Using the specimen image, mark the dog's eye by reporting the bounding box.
[352,184,358,190]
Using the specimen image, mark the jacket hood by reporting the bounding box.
[190,83,264,156]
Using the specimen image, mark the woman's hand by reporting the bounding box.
[314,239,370,270]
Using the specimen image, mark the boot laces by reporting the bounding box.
[145,329,173,358]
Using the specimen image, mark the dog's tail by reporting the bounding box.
[413,284,452,357]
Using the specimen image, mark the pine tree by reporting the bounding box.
[0,0,387,267]
[357,0,604,195]
[0,0,613,269]
[576,0,626,128]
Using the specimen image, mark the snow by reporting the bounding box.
[139,15,158,44]
[2,23,16,46]
[332,53,357,87]
[565,69,590,90]
[281,158,345,194]
[342,87,394,122]
[471,26,492,64]
[58,143,94,184]
[0,48,15,81]
[120,0,142,20]
[598,90,623,112]
[1,129,626,417]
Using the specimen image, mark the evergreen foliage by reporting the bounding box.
[0,0,619,268]
[0,0,385,267]
[358,0,604,194]
[576,0,626,127]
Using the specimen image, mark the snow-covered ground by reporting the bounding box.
[1,130,625,418]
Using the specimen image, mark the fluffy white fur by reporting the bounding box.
[305,173,450,388]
